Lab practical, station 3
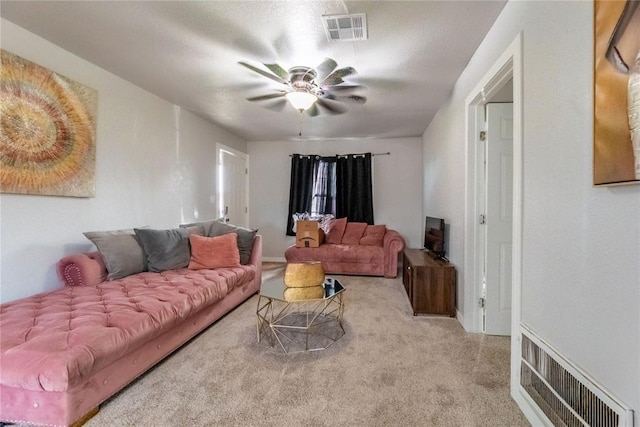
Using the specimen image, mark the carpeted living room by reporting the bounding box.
[2,1,640,426]
[85,263,528,426]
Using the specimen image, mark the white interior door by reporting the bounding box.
[484,103,513,336]
[218,145,248,227]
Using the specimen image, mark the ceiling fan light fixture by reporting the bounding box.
[285,91,318,112]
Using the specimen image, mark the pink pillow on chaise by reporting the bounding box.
[341,222,368,245]
[57,251,107,286]
[360,225,386,246]
[325,217,348,244]
[188,233,240,270]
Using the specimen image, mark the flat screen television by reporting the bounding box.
[424,216,446,259]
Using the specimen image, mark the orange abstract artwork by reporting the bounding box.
[594,0,640,185]
[0,50,97,197]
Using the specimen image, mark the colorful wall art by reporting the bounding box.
[0,49,97,197]
[594,0,640,186]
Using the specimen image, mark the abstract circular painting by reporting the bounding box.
[0,49,97,197]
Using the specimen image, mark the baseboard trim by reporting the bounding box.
[263,257,286,263]
[513,385,553,426]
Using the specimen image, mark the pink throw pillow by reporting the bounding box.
[57,252,107,286]
[341,222,368,245]
[188,233,240,270]
[360,225,386,246]
[325,217,348,244]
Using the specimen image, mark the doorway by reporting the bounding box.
[464,32,523,394]
[483,102,513,336]
[216,144,249,227]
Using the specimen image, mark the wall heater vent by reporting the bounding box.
[520,326,633,426]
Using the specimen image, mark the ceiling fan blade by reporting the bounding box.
[320,66,357,86]
[306,104,320,117]
[263,98,288,112]
[264,63,289,80]
[246,92,287,102]
[315,58,337,82]
[316,98,348,115]
[325,94,367,104]
[238,61,288,85]
[321,84,365,93]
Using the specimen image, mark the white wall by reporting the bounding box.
[248,138,423,260]
[0,20,246,303]
[424,0,639,416]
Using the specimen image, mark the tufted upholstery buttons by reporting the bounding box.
[0,265,255,392]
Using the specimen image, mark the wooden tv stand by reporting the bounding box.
[402,248,456,316]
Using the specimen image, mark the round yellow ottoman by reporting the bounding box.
[283,261,325,288]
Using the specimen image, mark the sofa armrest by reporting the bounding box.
[249,235,263,288]
[57,251,107,287]
[383,230,406,278]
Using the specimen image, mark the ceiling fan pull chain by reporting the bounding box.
[298,111,304,137]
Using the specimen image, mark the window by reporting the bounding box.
[286,153,373,235]
[310,159,336,217]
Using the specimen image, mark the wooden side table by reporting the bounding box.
[402,248,456,316]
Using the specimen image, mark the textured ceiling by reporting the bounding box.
[1,1,506,142]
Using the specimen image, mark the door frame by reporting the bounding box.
[463,32,523,393]
[216,143,249,226]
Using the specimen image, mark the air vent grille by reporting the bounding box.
[322,13,367,41]
[520,326,633,426]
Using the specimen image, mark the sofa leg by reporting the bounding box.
[71,406,100,427]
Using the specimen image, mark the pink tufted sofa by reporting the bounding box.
[0,235,262,427]
[285,219,405,278]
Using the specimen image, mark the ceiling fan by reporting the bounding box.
[238,58,366,116]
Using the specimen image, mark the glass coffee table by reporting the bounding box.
[256,277,345,353]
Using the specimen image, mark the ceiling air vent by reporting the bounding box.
[321,13,367,41]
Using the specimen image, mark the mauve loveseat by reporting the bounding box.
[285,218,405,278]
[0,227,261,427]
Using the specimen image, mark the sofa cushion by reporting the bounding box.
[134,228,191,272]
[341,222,368,245]
[83,228,147,280]
[360,225,387,246]
[208,221,258,265]
[0,265,256,392]
[325,217,347,244]
[285,244,384,265]
[188,233,241,270]
[179,217,225,236]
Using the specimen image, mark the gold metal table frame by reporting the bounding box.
[256,277,345,353]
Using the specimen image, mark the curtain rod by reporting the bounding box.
[289,152,390,157]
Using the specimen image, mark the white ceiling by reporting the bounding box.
[0,1,506,142]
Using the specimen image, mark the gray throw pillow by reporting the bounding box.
[134,228,191,272]
[83,228,147,280]
[209,221,258,265]
[179,217,225,237]
[208,220,237,236]
[181,224,206,237]
[235,228,258,265]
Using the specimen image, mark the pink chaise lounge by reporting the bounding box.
[285,219,405,278]
[0,235,262,426]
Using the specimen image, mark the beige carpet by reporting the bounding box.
[87,264,529,426]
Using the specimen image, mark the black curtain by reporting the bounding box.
[336,153,374,224]
[286,154,318,235]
